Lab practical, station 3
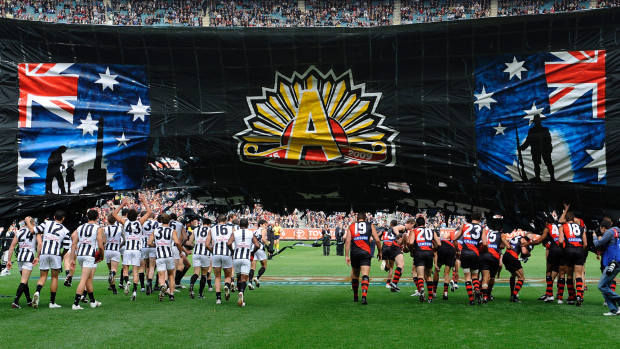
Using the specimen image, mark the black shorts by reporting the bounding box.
[503,253,522,273]
[381,245,393,261]
[274,235,280,240]
[414,250,434,268]
[351,251,372,269]
[564,248,586,267]
[390,244,403,258]
[480,257,500,275]
[460,251,480,271]
[547,248,565,272]
[437,245,456,268]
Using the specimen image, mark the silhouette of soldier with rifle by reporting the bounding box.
[518,114,555,182]
[45,145,67,194]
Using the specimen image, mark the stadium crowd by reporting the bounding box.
[400,0,490,24]
[497,0,590,16]
[209,0,301,27]
[302,0,393,27]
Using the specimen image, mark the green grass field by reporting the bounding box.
[1,241,619,348]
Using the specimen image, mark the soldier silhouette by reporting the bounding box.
[45,145,67,194]
[518,114,555,182]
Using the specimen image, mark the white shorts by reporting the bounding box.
[172,246,180,260]
[234,259,251,275]
[105,250,121,263]
[18,261,33,271]
[39,254,62,271]
[156,257,175,272]
[120,246,126,255]
[211,255,233,269]
[122,250,141,267]
[141,248,156,260]
[193,254,211,268]
[77,256,97,269]
[254,249,268,262]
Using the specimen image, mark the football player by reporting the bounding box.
[453,210,484,305]
[71,210,104,310]
[408,216,437,303]
[227,218,260,307]
[345,212,382,305]
[104,213,123,294]
[147,214,183,301]
[140,212,158,294]
[206,214,235,304]
[6,217,40,308]
[249,219,269,289]
[187,218,212,299]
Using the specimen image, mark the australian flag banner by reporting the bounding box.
[474,51,606,185]
[17,63,150,195]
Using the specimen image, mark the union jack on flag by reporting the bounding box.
[474,51,606,185]
[17,63,151,195]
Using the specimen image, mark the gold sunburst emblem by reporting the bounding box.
[234,67,398,170]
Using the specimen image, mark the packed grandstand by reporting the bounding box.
[0,0,615,27]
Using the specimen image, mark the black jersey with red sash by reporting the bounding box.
[506,235,524,259]
[350,222,373,255]
[461,223,483,256]
[562,222,584,248]
[382,228,395,247]
[546,223,562,253]
[414,227,434,251]
[439,229,455,249]
[481,229,501,260]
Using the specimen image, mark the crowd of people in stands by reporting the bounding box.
[394,210,468,230]
[110,0,203,26]
[497,0,590,16]
[209,0,301,27]
[400,0,490,24]
[302,0,393,27]
[597,0,620,7]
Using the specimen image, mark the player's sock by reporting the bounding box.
[133,283,138,293]
[513,280,523,296]
[190,274,199,286]
[174,270,182,284]
[207,278,212,288]
[50,292,57,304]
[74,294,81,306]
[124,276,129,284]
[65,269,70,277]
[88,292,95,303]
[148,279,153,287]
[82,290,87,298]
[180,266,190,280]
[14,283,25,304]
[199,276,207,295]
[557,278,565,299]
[257,267,266,279]
[509,276,515,294]
[426,281,434,300]
[576,277,583,298]
[416,278,424,292]
[545,276,553,296]
[24,284,32,302]
[472,278,480,293]
[361,275,369,298]
[36,284,43,293]
[488,282,495,296]
[393,267,402,285]
[216,292,221,300]
[465,281,473,301]
[612,280,617,292]
[249,269,255,281]
[482,285,488,300]
[351,279,359,299]
[413,277,419,289]
[444,282,449,294]
[386,278,391,285]
[139,273,145,288]
[225,282,230,291]
[236,273,241,287]
[567,279,575,300]
[239,281,247,293]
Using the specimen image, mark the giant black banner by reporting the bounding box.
[0,9,620,222]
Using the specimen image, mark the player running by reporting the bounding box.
[104,214,122,294]
[140,213,158,295]
[434,225,457,300]
[345,212,382,305]
[227,218,260,307]
[71,210,104,310]
[480,216,503,303]
[559,211,587,306]
[453,210,484,305]
[532,215,564,303]
[409,216,437,303]
[147,214,183,301]
[187,218,212,299]
[6,217,40,308]
[501,231,532,303]
[206,214,235,304]
[386,220,407,293]
[249,219,269,290]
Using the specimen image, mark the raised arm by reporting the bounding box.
[558,203,569,224]
[138,194,152,225]
[112,199,128,226]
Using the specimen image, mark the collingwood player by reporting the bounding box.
[71,210,104,310]
[112,195,152,301]
[249,219,269,290]
[141,213,158,295]
[6,217,40,308]
[148,214,182,301]
[345,212,382,305]
[227,218,260,307]
[206,214,234,304]
[187,218,212,299]
[33,211,73,309]
[104,213,122,294]
[169,213,191,290]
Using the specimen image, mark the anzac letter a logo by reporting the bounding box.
[234,67,398,170]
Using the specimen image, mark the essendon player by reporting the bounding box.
[453,210,484,305]
[532,215,564,303]
[387,220,407,292]
[559,211,587,306]
[480,216,503,303]
[187,218,212,299]
[501,232,532,303]
[380,224,395,288]
[435,226,457,301]
[345,212,382,305]
[6,217,40,308]
[147,214,183,301]
[71,210,104,310]
[112,195,152,301]
[408,216,436,303]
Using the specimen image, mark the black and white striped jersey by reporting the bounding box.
[105,223,122,251]
[16,228,36,262]
[123,220,143,251]
[36,220,71,256]
[76,223,100,257]
[142,219,158,247]
[210,224,233,256]
[153,226,174,259]
[233,229,255,260]
[227,223,240,231]
[254,228,265,251]
[193,225,211,256]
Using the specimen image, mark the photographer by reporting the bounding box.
[593,220,620,316]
